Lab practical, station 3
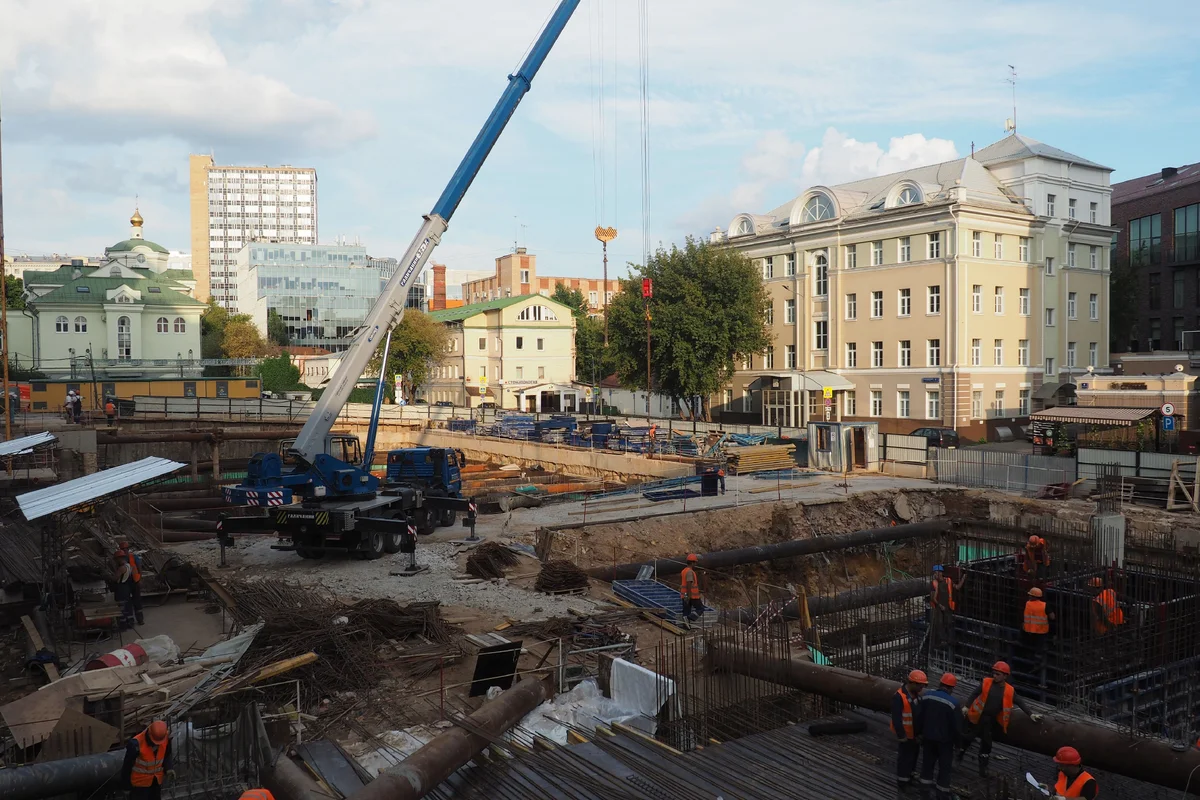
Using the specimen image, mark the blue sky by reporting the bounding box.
[3,0,1199,281]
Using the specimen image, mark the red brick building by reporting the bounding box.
[460,249,621,317]
[1111,163,1200,353]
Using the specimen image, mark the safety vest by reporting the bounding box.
[890,688,915,740]
[105,401,116,415]
[121,551,141,583]
[930,577,956,611]
[239,791,276,800]
[680,567,700,600]
[1055,770,1097,797]
[130,731,167,787]
[1023,599,1050,634]
[966,678,1015,732]
[1025,544,1050,571]
[1096,589,1124,626]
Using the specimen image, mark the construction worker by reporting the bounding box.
[914,673,960,800]
[122,720,173,800]
[1034,746,1098,799]
[114,561,136,630]
[1022,587,1054,685]
[238,791,276,800]
[891,669,926,795]
[105,397,118,424]
[1090,577,1125,635]
[115,541,145,625]
[959,661,1043,776]
[929,564,966,650]
[1024,535,1050,580]
[717,467,726,494]
[680,553,702,623]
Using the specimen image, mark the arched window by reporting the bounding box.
[74,316,87,333]
[116,295,132,304]
[117,316,132,360]
[516,305,558,322]
[174,317,186,333]
[801,194,835,223]
[735,218,753,236]
[894,185,922,207]
[156,317,169,333]
[110,265,122,277]
[55,316,69,333]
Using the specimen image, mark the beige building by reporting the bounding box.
[1076,371,1197,430]
[426,294,577,410]
[461,249,621,317]
[713,133,1114,438]
[189,155,318,308]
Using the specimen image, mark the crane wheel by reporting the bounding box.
[359,531,385,560]
[383,532,402,554]
[439,509,457,528]
[297,547,325,559]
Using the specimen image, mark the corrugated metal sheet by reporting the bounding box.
[1030,407,1156,424]
[17,457,186,521]
[931,448,1075,492]
[0,432,57,458]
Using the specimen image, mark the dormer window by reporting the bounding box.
[76,286,90,293]
[895,186,921,207]
[801,193,835,223]
[110,265,122,277]
[117,296,132,304]
[148,286,162,293]
[735,218,753,236]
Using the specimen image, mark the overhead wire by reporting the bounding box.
[637,0,651,266]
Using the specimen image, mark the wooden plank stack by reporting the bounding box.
[725,444,797,474]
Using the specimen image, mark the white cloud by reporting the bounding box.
[801,129,959,187]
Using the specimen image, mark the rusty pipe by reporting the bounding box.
[588,521,951,582]
[346,675,554,800]
[724,577,930,624]
[708,641,1200,794]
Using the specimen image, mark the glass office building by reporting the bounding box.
[236,245,425,352]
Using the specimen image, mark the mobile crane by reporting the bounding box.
[217,0,580,562]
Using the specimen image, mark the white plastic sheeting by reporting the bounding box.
[515,678,652,745]
[17,456,186,520]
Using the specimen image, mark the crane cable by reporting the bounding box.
[638,0,651,265]
[588,0,608,228]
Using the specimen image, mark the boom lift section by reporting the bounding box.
[224,0,580,508]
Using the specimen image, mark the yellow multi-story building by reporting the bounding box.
[715,133,1114,438]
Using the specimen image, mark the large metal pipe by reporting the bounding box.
[346,675,555,800]
[588,521,951,582]
[0,750,123,800]
[724,577,930,624]
[708,642,1200,794]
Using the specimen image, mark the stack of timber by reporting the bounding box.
[725,444,797,474]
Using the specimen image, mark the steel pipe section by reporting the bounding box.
[723,578,930,625]
[0,750,124,800]
[346,675,555,800]
[708,642,1200,794]
[588,521,951,582]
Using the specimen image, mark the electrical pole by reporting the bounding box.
[595,226,617,345]
[642,278,652,416]
[0,96,10,440]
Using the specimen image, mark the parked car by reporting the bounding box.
[909,427,960,448]
[434,400,454,407]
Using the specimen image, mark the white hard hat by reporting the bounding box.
[67,390,75,396]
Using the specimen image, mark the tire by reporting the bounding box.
[297,547,325,559]
[439,509,457,528]
[383,531,402,554]
[413,507,436,536]
[360,531,385,560]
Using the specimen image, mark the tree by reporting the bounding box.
[367,310,450,402]
[550,285,613,386]
[4,276,25,311]
[1109,255,1140,353]
[222,318,269,359]
[256,353,302,394]
[200,299,230,360]
[267,309,290,347]
[606,236,771,420]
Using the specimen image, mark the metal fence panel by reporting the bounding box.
[1077,447,1138,480]
[930,448,1075,493]
[1136,451,1198,481]
[883,433,928,464]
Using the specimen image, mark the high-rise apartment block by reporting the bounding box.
[189,154,318,309]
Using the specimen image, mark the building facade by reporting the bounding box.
[713,133,1113,438]
[426,295,577,410]
[24,211,204,379]
[236,244,424,352]
[461,249,621,316]
[4,255,102,282]
[189,154,318,308]
[1110,163,1200,354]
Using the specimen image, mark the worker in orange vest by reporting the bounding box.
[1090,577,1125,635]
[914,673,961,800]
[105,397,118,424]
[1024,535,1051,580]
[679,553,703,624]
[1022,587,1054,685]
[122,720,173,800]
[891,669,926,794]
[929,564,966,651]
[115,541,145,625]
[716,467,726,494]
[1035,746,1098,799]
[239,791,276,800]
[959,661,1043,776]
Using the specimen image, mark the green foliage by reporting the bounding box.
[4,276,25,311]
[606,237,771,420]
[368,311,449,402]
[1109,254,1140,352]
[201,299,229,360]
[550,285,613,385]
[267,309,290,347]
[201,299,268,360]
[255,353,302,394]
[7,361,45,381]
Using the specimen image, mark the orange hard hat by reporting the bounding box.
[992,661,1011,675]
[148,720,168,744]
[686,553,699,563]
[1089,577,1104,587]
[118,541,130,550]
[1028,587,1043,597]
[1054,746,1082,766]
[940,672,958,688]
[1028,535,1041,545]
[908,669,928,685]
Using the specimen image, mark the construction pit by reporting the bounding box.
[5,433,1200,798]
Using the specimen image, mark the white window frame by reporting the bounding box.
[972,390,983,419]
[845,293,857,320]
[786,253,796,276]
[994,390,1005,415]
[1019,389,1030,416]
[994,234,1003,259]
[1018,339,1029,366]
[1047,194,1056,216]
[928,285,941,315]
[814,254,829,297]
[870,390,882,418]
[972,285,982,313]
[844,391,856,416]
[928,232,941,259]
[871,241,883,266]
[994,339,1004,365]
[1045,308,1056,326]
[845,342,857,368]
[871,291,883,319]
[1090,202,1098,224]
[785,299,796,325]
[994,286,1004,314]
[972,231,982,258]
[844,246,856,269]
[927,338,941,367]
[1069,198,1077,219]
[1046,357,1056,377]
[971,338,981,366]
[1068,292,1077,320]
[763,256,774,280]
[1068,243,1077,268]
[1019,288,1031,316]
[899,340,911,367]
[898,390,911,418]
[1019,237,1030,262]
[899,237,911,263]
[786,344,797,369]
[899,288,911,317]
[814,321,828,351]
[1067,342,1077,368]
[1089,342,1098,368]
[1090,246,1098,270]
[1089,293,1098,320]
[871,341,884,368]
[926,391,941,420]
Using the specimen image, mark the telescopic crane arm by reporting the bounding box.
[289,0,581,464]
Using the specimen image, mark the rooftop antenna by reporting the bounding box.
[1005,65,1018,133]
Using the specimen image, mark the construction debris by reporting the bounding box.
[534,560,590,594]
[465,541,521,579]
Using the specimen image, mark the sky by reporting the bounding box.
[2,0,1199,282]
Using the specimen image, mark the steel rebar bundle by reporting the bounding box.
[465,541,521,579]
[535,560,590,593]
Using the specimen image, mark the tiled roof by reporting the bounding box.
[429,294,562,323]
[1029,406,1157,424]
[1111,163,1200,205]
[973,133,1111,171]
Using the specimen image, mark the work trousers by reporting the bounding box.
[960,718,995,757]
[680,598,703,621]
[930,607,953,649]
[918,740,955,799]
[896,739,920,787]
[718,475,726,494]
[129,782,163,800]
[114,582,135,629]
[131,580,145,625]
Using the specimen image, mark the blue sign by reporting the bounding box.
[921,377,940,384]
[1163,416,1176,432]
